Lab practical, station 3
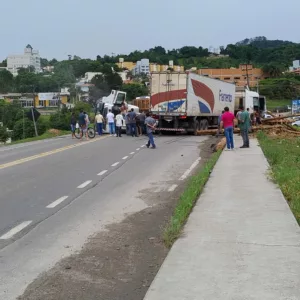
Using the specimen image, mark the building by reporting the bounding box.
[197,64,266,87]
[116,59,136,70]
[132,59,150,75]
[7,44,41,76]
[289,60,300,75]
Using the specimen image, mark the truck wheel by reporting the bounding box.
[200,119,206,130]
[202,119,209,130]
[193,120,200,135]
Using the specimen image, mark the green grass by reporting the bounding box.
[8,130,70,145]
[267,99,291,111]
[257,132,300,225]
[164,150,222,247]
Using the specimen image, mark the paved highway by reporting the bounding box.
[0,134,207,299]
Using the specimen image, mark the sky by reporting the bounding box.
[1,0,299,61]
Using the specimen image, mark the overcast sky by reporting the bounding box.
[1,0,299,61]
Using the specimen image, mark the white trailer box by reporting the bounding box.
[150,72,235,133]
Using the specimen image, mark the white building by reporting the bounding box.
[7,44,41,76]
[132,59,150,75]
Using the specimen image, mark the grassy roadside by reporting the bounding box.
[164,150,222,247]
[7,130,70,146]
[257,132,300,225]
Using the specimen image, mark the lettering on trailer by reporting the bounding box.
[219,90,233,102]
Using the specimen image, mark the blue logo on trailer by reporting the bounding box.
[163,100,185,112]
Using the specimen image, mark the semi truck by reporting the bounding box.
[150,72,235,133]
[97,90,139,133]
[235,87,266,114]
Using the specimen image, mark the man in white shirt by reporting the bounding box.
[106,109,115,136]
[115,112,123,137]
[95,112,104,135]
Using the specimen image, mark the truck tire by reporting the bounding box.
[202,119,209,130]
[193,119,200,135]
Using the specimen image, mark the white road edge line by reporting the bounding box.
[168,184,178,192]
[111,162,120,167]
[46,196,69,208]
[141,145,145,148]
[130,152,135,155]
[0,221,33,240]
[179,158,201,181]
[122,156,128,160]
[136,148,140,151]
[77,180,92,189]
[97,170,108,176]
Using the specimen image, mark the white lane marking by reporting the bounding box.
[0,221,32,240]
[111,162,120,167]
[130,152,135,155]
[97,170,108,176]
[122,156,128,160]
[136,148,140,151]
[179,158,201,180]
[77,180,92,189]
[141,145,145,148]
[168,184,178,192]
[46,196,69,208]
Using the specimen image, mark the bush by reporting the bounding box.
[73,102,92,116]
[12,118,47,141]
[50,112,71,131]
[0,126,9,143]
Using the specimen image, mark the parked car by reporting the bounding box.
[292,120,300,127]
[262,113,273,119]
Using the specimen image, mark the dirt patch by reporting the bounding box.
[18,137,216,300]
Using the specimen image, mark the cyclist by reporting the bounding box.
[78,109,88,140]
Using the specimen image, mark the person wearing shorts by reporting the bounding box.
[70,112,76,139]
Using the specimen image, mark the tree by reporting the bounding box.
[262,64,285,78]
[0,59,7,67]
[0,69,14,93]
[121,83,149,101]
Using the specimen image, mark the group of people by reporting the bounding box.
[71,108,157,148]
[219,106,251,151]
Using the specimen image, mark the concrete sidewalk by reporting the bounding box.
[144,137,300,300]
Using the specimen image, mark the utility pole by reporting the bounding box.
[31,107,38,136]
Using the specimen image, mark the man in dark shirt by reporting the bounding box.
[139,111,146,134]
[128,108,137,137]
[78,109,88,140]
[145,112,156,149]
[70,112,77,139]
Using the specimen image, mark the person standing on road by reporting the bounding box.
[106,109,115,136]
[115,112,123,137]
[221,106,235,150]
[139,111,146,134]
[128,108,138,137]
[95,112,104,136]
[216,110,224,137]
[70,112,77,139]
[145,112,156,149]
[78,109,88,140]
[240,106,250,148]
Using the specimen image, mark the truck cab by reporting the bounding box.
[97,90,139,133]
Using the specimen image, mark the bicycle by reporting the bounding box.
[74,123,96,139]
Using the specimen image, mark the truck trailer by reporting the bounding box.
[150,72,235,133]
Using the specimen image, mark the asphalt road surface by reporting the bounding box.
[0,134,207,300]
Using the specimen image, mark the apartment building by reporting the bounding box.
[197,64,265,87]
[7,44,41,76]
